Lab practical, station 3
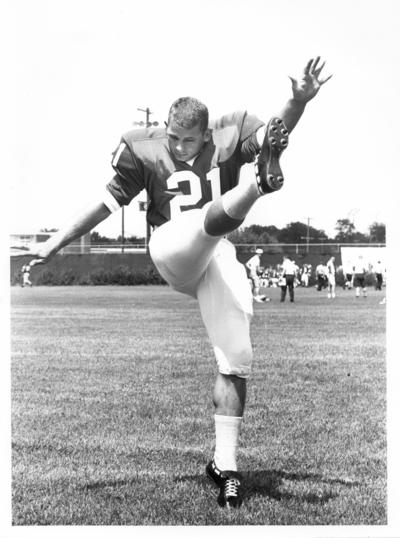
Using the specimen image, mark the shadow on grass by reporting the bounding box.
[243,469,360,504]
[173,468,361,505]
[83,479,134,491]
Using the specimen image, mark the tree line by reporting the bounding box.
[228,219,385,245]
[58,219,385,245]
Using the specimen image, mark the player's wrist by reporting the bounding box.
[290,94,309,105]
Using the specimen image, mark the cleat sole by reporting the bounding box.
[255,116,289,194]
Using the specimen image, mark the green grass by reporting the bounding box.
[10,285,386,525]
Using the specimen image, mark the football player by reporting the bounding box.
[326,256,336,298]
[246,248,265,302]
[353,255,368,298]
[21,264,32,287]
[279,255,297,302]
[21,57,331,509]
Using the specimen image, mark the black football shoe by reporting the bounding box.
[255,116,289,194]
[206,459,243,509]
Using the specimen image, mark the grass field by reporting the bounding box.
[10,285,386,526]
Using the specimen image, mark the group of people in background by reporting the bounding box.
[20,248,386,304]
[246,250,386,303]
[246,250,299,303]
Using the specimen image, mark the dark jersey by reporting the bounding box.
[106,111,263,227]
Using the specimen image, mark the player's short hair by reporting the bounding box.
[168,97,209,133]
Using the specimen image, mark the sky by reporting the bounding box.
[6,0,399,240]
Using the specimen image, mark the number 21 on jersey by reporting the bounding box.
[166,169,221,219]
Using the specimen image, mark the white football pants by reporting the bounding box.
[149,206,253,378]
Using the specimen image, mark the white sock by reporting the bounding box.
[213,415,242,471]
[221,176,260,220]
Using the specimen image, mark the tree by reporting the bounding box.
[90,231,115,244]
[334,219,356,242]
[277,221,328,244]
[229,225,277,245]
[334,218,369,242]
[368,222,386,242]
[117,235,145,244]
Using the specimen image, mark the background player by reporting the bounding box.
[353,255,368,298]
[279,255,297,302]
[315,260,328,291]
[246,248,266,302]
[342,260,354,290]
[18,57,331,509]
[21,263,32,287]
[326,256,336,299]
[374,260,383,291]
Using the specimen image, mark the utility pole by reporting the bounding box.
[121,206,125,253]
[301,217,313,253]
[133,107,159,252]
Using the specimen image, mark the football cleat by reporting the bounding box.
[206,460,243,508]
[255,117,289,194]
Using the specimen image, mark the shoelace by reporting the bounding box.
[224,478,241,498]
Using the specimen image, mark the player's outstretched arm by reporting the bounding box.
[14,201,112,266]
[278,56,332,133]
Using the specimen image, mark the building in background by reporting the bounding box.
[10,232,91,254]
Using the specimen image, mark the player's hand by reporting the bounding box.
[290,57,332,103]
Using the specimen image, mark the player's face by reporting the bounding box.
[166,122,210,162]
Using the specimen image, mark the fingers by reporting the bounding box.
[320,73,333,85]
[304,56,332,84]
[310,56,321,72]
[29,258,45,267]
[314,60,326,77]
[303,59,313,75]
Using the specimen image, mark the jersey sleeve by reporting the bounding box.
[106,140,145,206]
[238,113,264,164]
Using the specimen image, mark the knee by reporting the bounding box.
[214,346,252,379]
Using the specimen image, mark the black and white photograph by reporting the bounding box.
[3,0,399,536]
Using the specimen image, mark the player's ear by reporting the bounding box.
[204,128,211,142]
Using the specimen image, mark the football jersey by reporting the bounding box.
[106,111,264,227]
[246,254,261,274]
[281,259,296,275]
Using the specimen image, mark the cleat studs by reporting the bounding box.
[281,139,288,146]
[269,137,277,145]
[276,118,282,124]
[281,128,288,135]
[271,126,277,132]
[277,176,284,183]
[268,174,274,181]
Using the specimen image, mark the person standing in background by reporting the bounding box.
[315,261,327,291]
[342,260,354,290]
[280,255,296,302]
[326,256,336,299]
[353,255,368,298]
[21,264,32,287]
[374,260,383,291]
[246,248,265,302]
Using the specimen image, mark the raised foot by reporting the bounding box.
[255,116,289,194]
